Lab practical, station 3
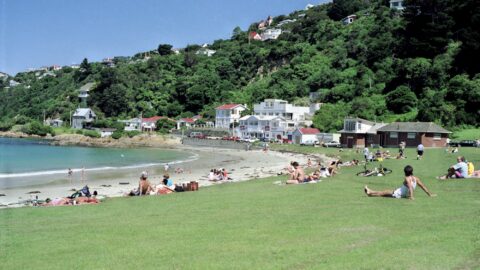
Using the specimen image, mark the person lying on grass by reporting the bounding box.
[364,165,436,200]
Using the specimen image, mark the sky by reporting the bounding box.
[0,0,329,75]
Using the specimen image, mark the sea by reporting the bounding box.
[0,137,194,189]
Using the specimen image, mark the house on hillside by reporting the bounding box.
[9,80,20,87]
[277,19,297,27]
[141,116,172,132]
[72,108,96,129]
[120,118,142,131]
[390,0,404,10]
[215,104,247,129]
[342,15,357,25]
[239,115,287,140]
[292,128,321,144]
[45,118,63,127]
[249,32,262,41]
[339,118,387,148]
[261,28,282,41]
[253,99,319,129]
[377,122,450,147]
[196,48,216,57]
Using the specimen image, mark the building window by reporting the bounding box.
[433,133,441,140]
[407,133,416,139]
[390,132,398,139]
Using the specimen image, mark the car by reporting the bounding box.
[242,137,259,143]
[322,141,341,148]
[189,132,206,139]
[449,140,478,147]
[459,140,478,147]
[300,139,318,146]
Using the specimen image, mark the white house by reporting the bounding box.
[215,104,247,129]
[177,117,196,129]
[261,28,282,41]
[238,115,287,140]
[292,128,321,144]
[99,128,116,138]
[141,116,172,132]
[253,99,318,129]
[119,118,142,131]
[9,80,20,87]
[277,19,297,27]
[342,15,357,25]
[72,108,96,129]
[196,48,216,57]
[390,0,404,10]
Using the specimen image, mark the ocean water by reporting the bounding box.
[0,137,193,188]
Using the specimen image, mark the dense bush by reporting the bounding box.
[111,130,123,139]
[20,121,54,136]
[125,130,141,138]
[83,130,101,138]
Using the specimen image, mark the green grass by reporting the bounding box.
[1,148,479,269]
[452,128,480,140]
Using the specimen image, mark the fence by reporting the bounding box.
[182,137,257,151]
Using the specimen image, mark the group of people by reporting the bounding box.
[208,168,231,181]
[127,171,179,196]
[285,159,344,184]
[39,185,100,207]
[437,156,478,179]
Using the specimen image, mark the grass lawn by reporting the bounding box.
[1,147,479,269]
[452,128,480,140]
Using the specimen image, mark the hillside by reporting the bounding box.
[0,0,479,132]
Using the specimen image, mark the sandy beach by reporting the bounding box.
[0,145,330,208]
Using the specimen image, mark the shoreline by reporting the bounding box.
[0,144,330,208]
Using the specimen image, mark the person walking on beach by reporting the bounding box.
[164,163,170,173]
[81,167,85,184]
[67,168,73,184]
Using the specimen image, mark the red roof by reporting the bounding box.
[249,32,258,37]
[142,116,174,122]
[298,128,320,135]
[216,104,243,110]
[179,118,195,123]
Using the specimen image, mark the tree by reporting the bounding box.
[156,118,176,133]
[312,102,351,132]
[386,85,418,113]
[157,44,173,56]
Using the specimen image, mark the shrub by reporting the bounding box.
[83,130,101,138]
[0,120,14,131]
[75,129,84,135]
[125,130,141,138]
[21,121,54,137]
[112,130,123,139]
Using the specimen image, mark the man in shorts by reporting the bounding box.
[439,156,468,179]
[364,165,436,200]
[417,143,424,160]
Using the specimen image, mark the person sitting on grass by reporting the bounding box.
[364,165,436,200]
[128,171,153,196]
[153,174,176,194]
[286,161,305,184]
[438,156,468,179]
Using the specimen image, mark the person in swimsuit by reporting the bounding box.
[286,162,305,184]
[128,171,153,196]
[364,165,436,200]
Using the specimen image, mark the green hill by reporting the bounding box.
[1,0,479,131]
